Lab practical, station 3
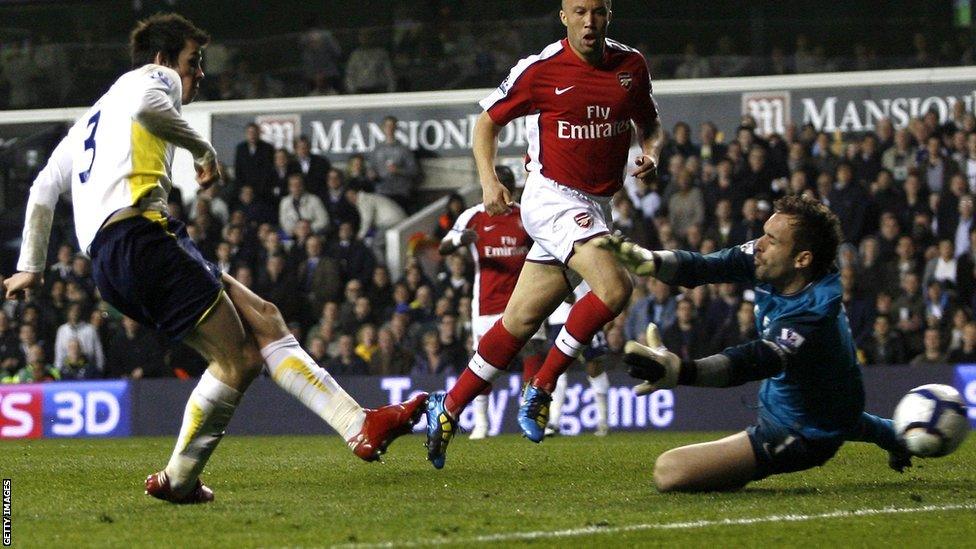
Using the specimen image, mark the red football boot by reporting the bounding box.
[145,471,214,504]
[348,392,429,462]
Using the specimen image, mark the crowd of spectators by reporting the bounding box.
[1,7,973,110]
[7,96,976,382]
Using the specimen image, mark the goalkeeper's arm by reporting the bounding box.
[625,333,785,392]
[595,234,757,286]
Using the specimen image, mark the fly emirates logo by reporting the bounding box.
[557,106,630,140]
[484,236,528,258]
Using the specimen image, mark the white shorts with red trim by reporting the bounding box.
[520,171,613,265]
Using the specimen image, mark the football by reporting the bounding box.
[892,384,970,457]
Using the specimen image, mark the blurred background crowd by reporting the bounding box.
[2,0,976,383]
[0,0,968,109]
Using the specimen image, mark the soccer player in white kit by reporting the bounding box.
[424,0,663,469]
[3,14,425,503]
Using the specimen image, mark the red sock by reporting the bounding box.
[533,292,616,392]
[446,321,525,416]
[522,352,544,383]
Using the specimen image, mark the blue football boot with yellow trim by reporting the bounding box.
[424,391,457,469]
[518,383,552,443]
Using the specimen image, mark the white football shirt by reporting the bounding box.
[17,64,215,271]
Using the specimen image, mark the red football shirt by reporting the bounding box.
[450,204,531,316]
[480,38,658,197]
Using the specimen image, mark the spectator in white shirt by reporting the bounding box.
[279,173,329,235]
[54,303,104,373]
[923,239,958,290]
[345,185,406,243]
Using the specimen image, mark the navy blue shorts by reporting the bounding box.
[746,412,843,480]
[89,212,222,342]
[546,324,608,362]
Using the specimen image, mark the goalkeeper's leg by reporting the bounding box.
[847,412,911,472]
[653,431,756,493]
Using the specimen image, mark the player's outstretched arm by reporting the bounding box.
[6,135,74,299]
[592,233,658,277]
[596,235,757,287]
[624,324,786,395]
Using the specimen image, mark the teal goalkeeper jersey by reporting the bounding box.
[657,241,865,439]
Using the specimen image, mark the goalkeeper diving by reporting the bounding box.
[596,195,910,492]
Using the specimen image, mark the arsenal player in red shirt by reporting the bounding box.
[424,0,663,468]
[439,166,533,439]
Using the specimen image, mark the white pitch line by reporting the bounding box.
[335,502,976,548]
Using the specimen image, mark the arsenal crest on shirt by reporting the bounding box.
[617,71,632,89]
[574,212,593,228]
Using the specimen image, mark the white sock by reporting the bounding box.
[548,373,569,430]
[472,394,489,431]
[261,335,365,440]
[164,370,241,493]
[589,372,609,429]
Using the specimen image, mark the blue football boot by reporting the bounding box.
[518,383,552,443]
[424,391,457,469]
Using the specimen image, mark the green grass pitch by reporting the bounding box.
[3,432,974,547]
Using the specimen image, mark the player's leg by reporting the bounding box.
[534,241,631,391]
[469,313,501,440]
[585,358,609,436]
[153,292,260,500]
[88,215,253,503]
[470,388,491,440]
[521,336,546,383]
[522,243,631,441]
[545,373,569,436]
[846,412,912,471]
[656,415,845,492]
[653,431,757,492]
[221,273,425,460]
[425,261,570,468]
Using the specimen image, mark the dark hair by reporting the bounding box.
[129,13,210,68]
[774,195,843,279]
[494,165,516,192]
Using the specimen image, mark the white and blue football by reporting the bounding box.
[892,384,969,457]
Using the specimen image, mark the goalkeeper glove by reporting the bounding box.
[592,232,657,277]
[622,323,680,395]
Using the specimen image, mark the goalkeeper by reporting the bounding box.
[596,196,908,492]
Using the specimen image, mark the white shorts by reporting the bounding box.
[521,171,613,265]
[472,312,546,350]
[472,313,503,351]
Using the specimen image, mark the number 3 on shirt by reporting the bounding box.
[79,110,101,184]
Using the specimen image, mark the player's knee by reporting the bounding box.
[652,452,687,493]
[250,299,289,341]
[502,310,546,340]
[594,272,632,313]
